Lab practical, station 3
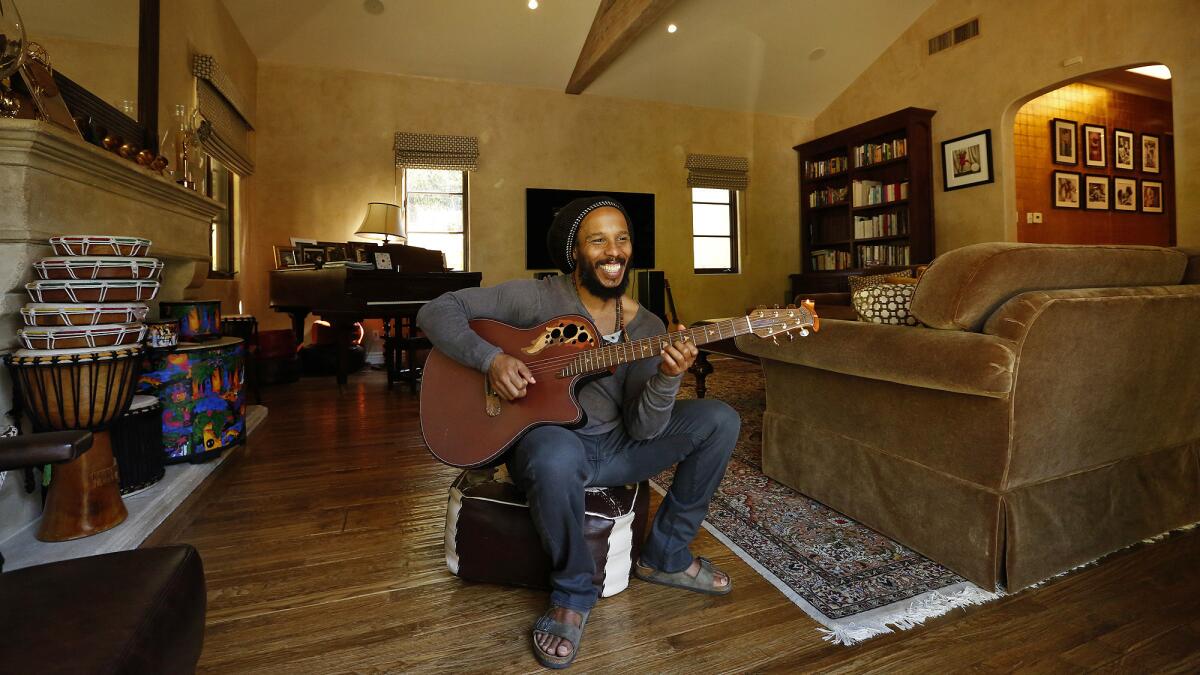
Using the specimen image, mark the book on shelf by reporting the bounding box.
[852,180,909,207]
[858,244,910,268]
[854,210,910,239]
[804,156,849,179]
[810,248,852,271]
[854,138,907,167]
[808,184,849,208]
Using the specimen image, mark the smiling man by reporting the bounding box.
[417,195,739,669]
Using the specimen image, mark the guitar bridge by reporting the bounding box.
[484,379,502,417]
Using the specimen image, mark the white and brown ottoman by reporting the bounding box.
[445,466,650,597]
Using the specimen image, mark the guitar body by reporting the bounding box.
[420,315,608,468]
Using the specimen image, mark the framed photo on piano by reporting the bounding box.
[273,245,298,268]
[373,252,393,270]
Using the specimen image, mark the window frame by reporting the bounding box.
[205,160,237,280]
[403,168,469,271]
[691,188,740,274]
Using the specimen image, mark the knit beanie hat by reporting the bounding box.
[545,196,631,273]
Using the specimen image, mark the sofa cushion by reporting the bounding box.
[910,243,1188,331]
[1174,247,1200,283]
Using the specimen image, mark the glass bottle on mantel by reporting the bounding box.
[165,104,197,189]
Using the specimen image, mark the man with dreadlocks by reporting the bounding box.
[417,195,738,669]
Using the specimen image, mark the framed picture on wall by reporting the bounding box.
[1084,175,1110,210]
[941,129,994,191]
[1113,177,1137,211]
[1113,129,1135,171]
[319,242,348,262]
[300,246,326,265]
[1052,171,1081,208]
[1051,118,1078,165]
[1082,124,1106,168]
[1140,134,1161,174]
[1140,180,1163,213]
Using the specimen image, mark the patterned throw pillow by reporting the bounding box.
[847,269,913,295]
[852,283,920,326]
[848,269,919,326]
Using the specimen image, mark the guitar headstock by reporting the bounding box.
[748,300,820,341]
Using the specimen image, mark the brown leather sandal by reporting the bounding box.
[633,557,732,596]
[532,607,589,670]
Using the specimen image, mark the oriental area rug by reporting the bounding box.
[652,358,1000,645]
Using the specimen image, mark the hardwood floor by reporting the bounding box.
[173,370,1200,673]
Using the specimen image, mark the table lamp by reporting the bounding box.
[356,202,406,244]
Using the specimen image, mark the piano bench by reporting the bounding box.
[384,333,431,393]
[446,468,650,597]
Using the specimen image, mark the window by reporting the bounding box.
[207,158,236,277]
[691,187,738,273]
[405,168,468,271]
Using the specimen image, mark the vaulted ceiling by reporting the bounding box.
[222,0,936,118]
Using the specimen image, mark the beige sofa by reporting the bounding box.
[737,243,1200,591]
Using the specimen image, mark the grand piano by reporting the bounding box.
[269,244,482,386]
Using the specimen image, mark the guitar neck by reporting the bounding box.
[559,317,754,377]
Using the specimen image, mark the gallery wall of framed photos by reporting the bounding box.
[1013,81,1173,246]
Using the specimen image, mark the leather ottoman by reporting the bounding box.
[0,545,207,673]
[445,467,650,597]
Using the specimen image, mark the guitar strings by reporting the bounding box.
[515,318,773,376]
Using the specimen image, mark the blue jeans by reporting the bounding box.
[506,399,739,613]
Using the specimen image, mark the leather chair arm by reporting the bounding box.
[0,430,93,471]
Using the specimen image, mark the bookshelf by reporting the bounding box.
[791,107,936,295]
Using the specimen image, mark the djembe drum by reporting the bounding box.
[6,344,141,541]
[110,395,165,495]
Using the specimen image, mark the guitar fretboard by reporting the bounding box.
[559,317,754,377]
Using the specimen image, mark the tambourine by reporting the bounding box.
[49,235,152,257]
[17,323,146,350]
[26,279,160,303]
[34,256,163,281]
[21,303,149,327]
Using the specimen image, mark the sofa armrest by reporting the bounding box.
[0,431,93,471]
[735,319,1016,398]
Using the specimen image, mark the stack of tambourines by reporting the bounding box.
[18,235,162,352]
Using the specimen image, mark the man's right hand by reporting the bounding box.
[488,353,536,401]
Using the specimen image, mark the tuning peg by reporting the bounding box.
[756,304,766,310]
[773,304,781,309]
[772,335,780,345]
[799,328,810,337]
[787,332,795,341]
[786,303,797,309]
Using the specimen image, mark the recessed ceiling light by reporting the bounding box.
[527,0,538,9]
[1126,64,1171,80]
[667,23,678,34]
[808,47,827,61]
[363,0,384,15]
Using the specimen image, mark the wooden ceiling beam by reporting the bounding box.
[565,0,678,95]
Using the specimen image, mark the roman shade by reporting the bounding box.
[192,55,254,176]
[686,153,749,190]
[394,132,479,171]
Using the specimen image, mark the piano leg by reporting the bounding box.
[331,319,353,388]
[286,310,308,345]
[383,319,395,390]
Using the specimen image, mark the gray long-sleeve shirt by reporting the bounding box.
[416,274,682,440]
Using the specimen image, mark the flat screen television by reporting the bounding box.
[526,188,655,270]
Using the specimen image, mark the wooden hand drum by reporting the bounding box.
[6,345,141,541]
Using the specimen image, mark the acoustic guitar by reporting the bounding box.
[420,303,818,468]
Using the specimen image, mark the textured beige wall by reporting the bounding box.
[816,0,1200,251]
[247,64,812,331]
[159,0,258,312]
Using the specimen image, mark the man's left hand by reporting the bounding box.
[658,324,698,376]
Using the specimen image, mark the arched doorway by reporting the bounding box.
[1012,65,1174,246]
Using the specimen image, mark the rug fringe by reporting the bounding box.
[817,586,1001,646]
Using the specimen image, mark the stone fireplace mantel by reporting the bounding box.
[0,119,227,546]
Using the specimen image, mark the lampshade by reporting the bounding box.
[356,202,406,243]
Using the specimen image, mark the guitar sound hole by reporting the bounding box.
[563,325,578,338]
[578,331,588,342]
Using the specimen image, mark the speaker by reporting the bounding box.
[636,270,667,326]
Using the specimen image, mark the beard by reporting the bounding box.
[577,257,629,300]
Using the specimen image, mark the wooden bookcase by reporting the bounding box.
[791,107,936,295]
